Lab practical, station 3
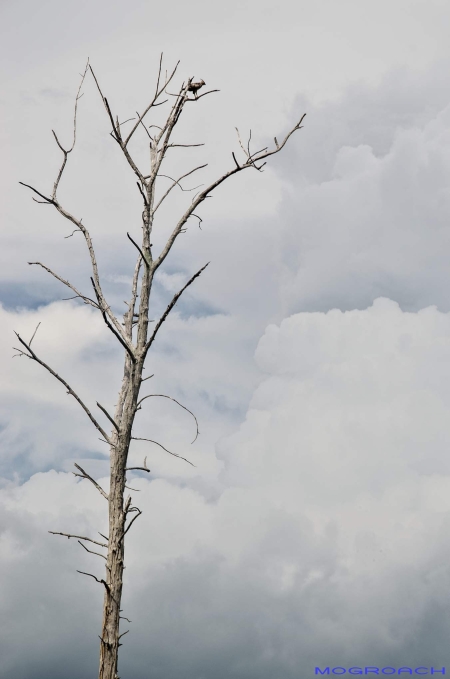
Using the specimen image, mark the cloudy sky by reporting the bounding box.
[2,0,450,677]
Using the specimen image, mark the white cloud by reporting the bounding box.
[2,299,450,676]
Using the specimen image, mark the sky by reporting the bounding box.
[2,0,450,677]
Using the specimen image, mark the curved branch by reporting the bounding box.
[137,394,199,443]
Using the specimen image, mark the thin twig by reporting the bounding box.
[132,437,195,467]
[28,322,41,346]
[49,531,108,548]
[28,261,99,309]
[153,164,207,213]
[121,508,142,541]
[78,540,107,560]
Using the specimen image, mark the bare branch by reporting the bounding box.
[28,261,99,309]
[186,89,220,101]
[126,233,150,268]
[96,402,120,433]
[141,373,155,383]
[131,437,195,467]
[232,152,241,170]
[78,540,107,560]
[123,255,143,339]
[154,114,306,270]
[119,616,132,623]
[153,164,207,214]
[145,263,209,355]
[121,508,142,541]
[64,228,82,239]
[155,52,163,96]
[126,456,150,473]
[118,630,129,640]
[89,65,147,183]
[90,277,137,362]
[19,182,54,204]
[77,570,109,590]
[167,143,205,148]
[51,60,90,199]
[21,182,128,343]
[124,59,180,147]
[136,182,149,206]
[73,463,109,500]
[28,322,41,346]
[190,214,203,229]
[49,531,108,548]
[137,394,199,443]
[14,332,112,443]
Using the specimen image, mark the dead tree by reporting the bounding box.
[16,56,305,679]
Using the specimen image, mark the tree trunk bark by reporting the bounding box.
[98,468,126,679]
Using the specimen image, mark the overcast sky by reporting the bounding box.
[2,1,450,677]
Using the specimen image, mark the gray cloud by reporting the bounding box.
[3,2,450,677]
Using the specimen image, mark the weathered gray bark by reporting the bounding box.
[16,55,305,679]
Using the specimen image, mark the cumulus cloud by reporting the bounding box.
[271,64,450,317]
[2,300,450,677]
[4,5,450,675]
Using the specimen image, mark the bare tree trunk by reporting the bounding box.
[16,55,305,679]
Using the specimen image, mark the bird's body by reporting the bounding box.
[188,79,206,98]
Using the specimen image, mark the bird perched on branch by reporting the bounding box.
[188,79,206,98]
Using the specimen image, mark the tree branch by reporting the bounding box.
[51,60,89,199]
[90,277,137,362]
[136,394,199,443]
[96,402,120,433]
[121,508,142,541]
[153,113,306,271]
[49,531,108,548]
[131,437,195,467]
[145,263,209,355]
[28,261,99,309]
[123,59,180,147]
[126,456,150,473]
[78,540,107,559]
[14,332,112,443]
[77,570,109,590]
[73,463,109,500]
[153,164,207,213]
